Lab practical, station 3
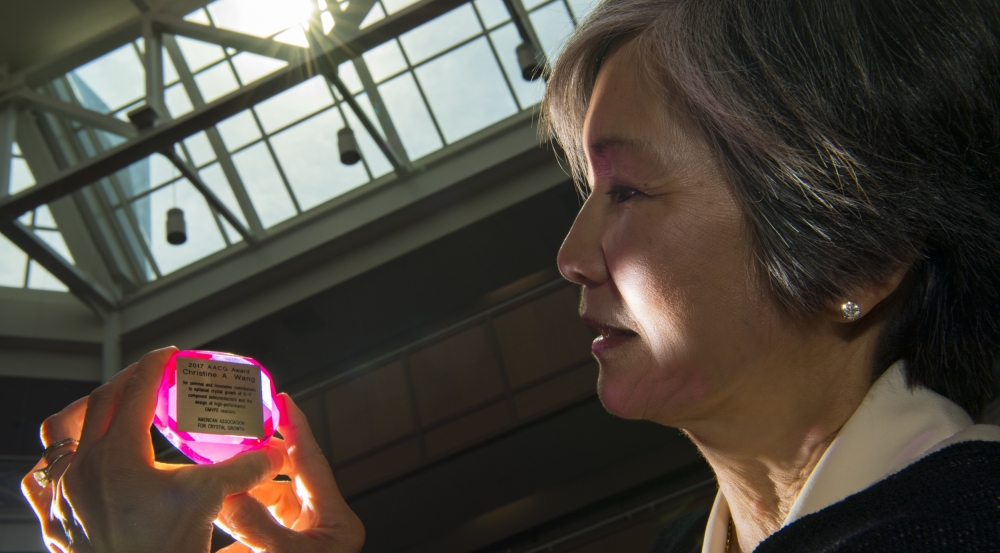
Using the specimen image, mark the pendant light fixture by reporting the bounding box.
[338,126,361,165]
[516,42,544,81]
[166,183,186,245]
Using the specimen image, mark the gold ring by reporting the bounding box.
[33,451,74,487]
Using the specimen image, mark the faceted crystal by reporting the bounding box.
[154,350,279,464]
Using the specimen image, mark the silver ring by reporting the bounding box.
[33,451,74,487]
[42,438,79,462]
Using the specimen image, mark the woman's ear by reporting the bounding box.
[827,263,912,323]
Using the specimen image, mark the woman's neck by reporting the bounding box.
[681,344,876,551]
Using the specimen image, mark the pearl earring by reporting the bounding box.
[841,301,862,321]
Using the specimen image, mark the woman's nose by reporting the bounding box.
[557,198,609,287]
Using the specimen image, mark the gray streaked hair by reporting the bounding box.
[542,0,1000,417]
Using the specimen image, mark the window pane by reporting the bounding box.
[254,76,333,133]
[270,110,371,211]
[382,0,420,14]
[232,143,297,228]
[9,157,35,194]
[34,205,56,228]
[218,110,262,151]
[27,261,68,292]
[378,72,442,159]
[183,132,216,167]
[199,163,249,230]
[523,0,549,10]
[35,230,75,264]
[149,153,181,189]
[415,38,518,143]
[475,0,510,28]
[489,23,545,107]
[273,25,310,47]
[0,233,27,287]
[231,51,288,85]
[399,5,481,65]
[195,62,240,103]
[143,179,227,275]
[360,1,386,28]
[71,44,145,112]
[530,1,575,62]
[176,36,226,73]
[207,0,314,38]
[338,60,364,95]
[165,84,194,118]
[567,0,599,20]
[363,40,408,83]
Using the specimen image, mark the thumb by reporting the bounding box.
[218,493,307,551]
[193,444,285,497]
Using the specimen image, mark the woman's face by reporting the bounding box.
[558,45,791,427]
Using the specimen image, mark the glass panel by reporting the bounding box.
[165,84,194,118]
[523,0,549,10]
[338,60,364,95]
[475,0,511,28]
[321,10,335,34]
[185,8,211,24]
[254,76,334,133]
[270,110,371,211]
[35,230,75,263]
[18,211,32,225]
[150,153,182,189]
[378,72,442,159]
[34,205,56,228]
[9,158,35,194]
[207,0,314,38]
[567,0,599,20]
[490,23,545,107]
[195,62,240,103]
[382,0,420,14]
[0,234,28,287]
[199,163,249,228]
[232,142,297,228]
[360,1,386,28]
[231,51,288,85]
[363,40,408,82]
[530,1,575,62]
[71,44,145,112]
[344,97,393,178]
[217,110,262,151]
[142,179,227,275]
[27,261,68,292]
[399,5,481,65]
[175,36,226,73]
[273,25,310,47]
[415,38,518,143]
[183,132,216,167]
[11,141,21,155]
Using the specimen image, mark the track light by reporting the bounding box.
[516,42,544,81]
[338,127,361,165]
[166,207,187,245]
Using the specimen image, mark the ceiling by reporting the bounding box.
[0,0,210,75]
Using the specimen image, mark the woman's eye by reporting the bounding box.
[606,185,642,204]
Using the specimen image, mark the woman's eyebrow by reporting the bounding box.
[588,136,650,157]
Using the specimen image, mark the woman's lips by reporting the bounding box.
[582,316,638,354]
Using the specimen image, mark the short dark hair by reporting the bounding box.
[542,0,1000,417]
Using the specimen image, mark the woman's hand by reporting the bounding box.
[21,347,285,553]
[214,394,365,553]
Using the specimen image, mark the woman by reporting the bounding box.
[23,0,1000,551]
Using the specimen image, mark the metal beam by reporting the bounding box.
[162,33,267,238]
[142,16,166,119]
[17,19,143,90]
[352,57,411,169]
[0,0,469,222]
[502,0,546,68]
[0,220,116,313]
[307,30,409,175]
[153,14,308,63]
[161,148,255,244]
[15,89,139,139]
[0,104,15,197]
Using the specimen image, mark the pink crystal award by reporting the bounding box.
[154,350,279,464]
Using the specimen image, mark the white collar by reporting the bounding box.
[701,361,1000,553]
